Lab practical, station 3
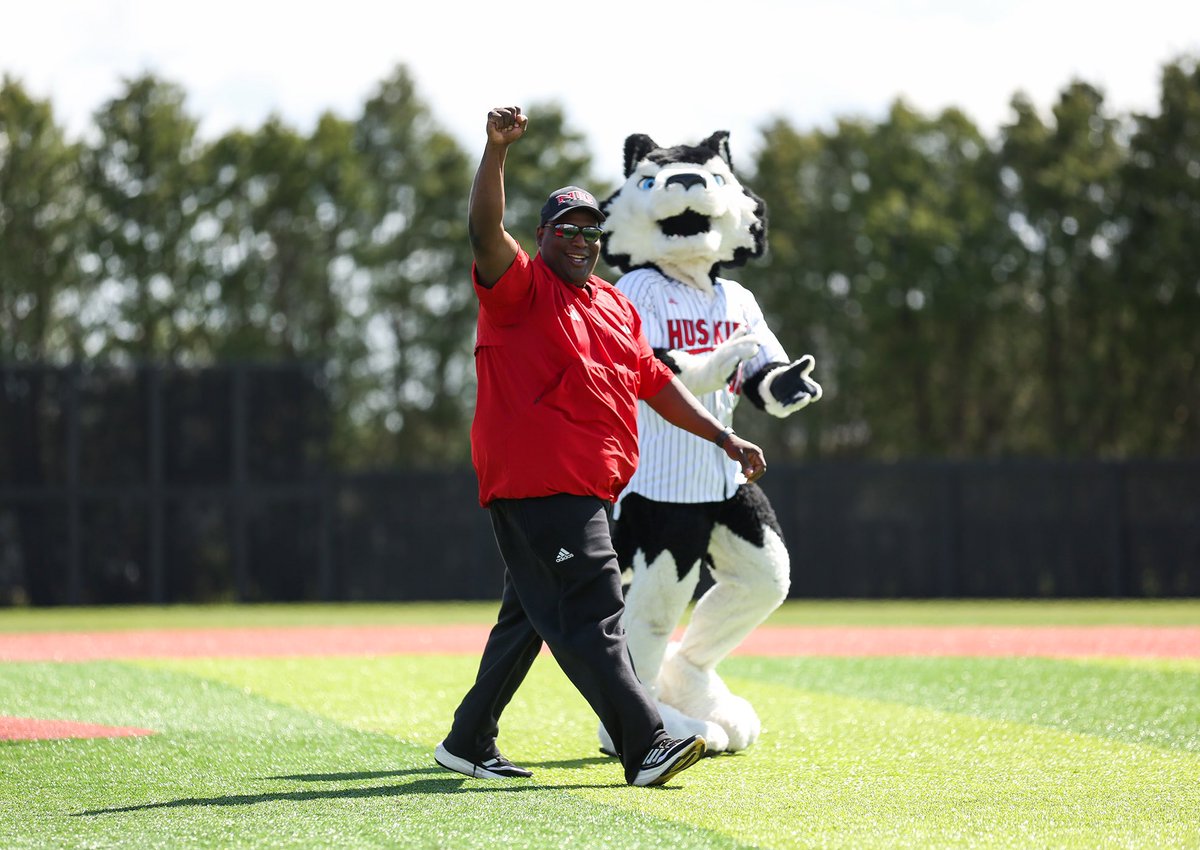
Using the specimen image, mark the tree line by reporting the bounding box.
[1,58,1197,467]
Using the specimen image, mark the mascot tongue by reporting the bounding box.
[659,210,711,237]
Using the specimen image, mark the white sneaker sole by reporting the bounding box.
[434,742,530,779]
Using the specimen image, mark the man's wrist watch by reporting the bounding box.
[714,427,735,449]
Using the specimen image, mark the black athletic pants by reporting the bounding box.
[443,494,666,783]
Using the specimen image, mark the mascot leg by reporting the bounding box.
[658,484,790,751]
[622,546,699,694]
[599,495,731,754]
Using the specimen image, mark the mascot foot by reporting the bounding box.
[598,701,730,757]
[658,643,762,751]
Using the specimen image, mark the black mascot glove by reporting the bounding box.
[758,355,822,418]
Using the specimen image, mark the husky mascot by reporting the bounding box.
[598,131,822,755]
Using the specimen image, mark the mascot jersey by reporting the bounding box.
[617,267,788,505]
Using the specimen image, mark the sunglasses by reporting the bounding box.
[547,223,605,243]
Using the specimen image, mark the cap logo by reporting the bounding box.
[556,189,596,206]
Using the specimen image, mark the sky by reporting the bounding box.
[3,0,1198,183]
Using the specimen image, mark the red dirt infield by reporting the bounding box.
[2,624,1197,663]
[0,716,155,742]
[4,625,1194,741]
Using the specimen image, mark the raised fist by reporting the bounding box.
[486,106,527,146]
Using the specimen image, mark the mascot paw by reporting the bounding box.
[658,701,731,754]
[761,355,822,418]
[598,702,730,757]
[657,643,761,752]
[600,701,729,753]
[670,327,763,396]
[707,692,761,751]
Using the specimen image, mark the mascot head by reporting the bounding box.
[600,131,766,293]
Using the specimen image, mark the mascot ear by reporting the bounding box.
[700,131,734,171]
[624,134,659,177]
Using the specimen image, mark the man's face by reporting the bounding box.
[537,209,603,287]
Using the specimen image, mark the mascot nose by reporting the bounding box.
[665,173,707,191]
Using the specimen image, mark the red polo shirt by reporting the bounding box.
[471,248,674,506]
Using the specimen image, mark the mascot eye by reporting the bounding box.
[713,174,726,186]
[637,177,656,190]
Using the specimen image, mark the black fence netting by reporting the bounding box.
[1,365,1196,604]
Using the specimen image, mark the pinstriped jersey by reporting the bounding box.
[616,267,789,507]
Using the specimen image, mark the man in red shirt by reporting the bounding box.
[435,106,768,787]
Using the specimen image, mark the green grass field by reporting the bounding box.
[2,601,1198,849]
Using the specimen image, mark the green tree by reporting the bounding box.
[0,75,84,360]
[747,101,1011,460]
[745,115,870,458]
[1117,56,1200,454]
[854,102,1009,458]
[7,56,1198,467]
[198,113,364,362]
[999,82,1127,455]
[347,66,475,464]
[0,77,88,602]
[80,73,203,362]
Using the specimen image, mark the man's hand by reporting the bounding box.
[486,106,528,146]
[645,377,766,482]
[723,435,767,483]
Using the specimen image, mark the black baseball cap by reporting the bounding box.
[539,186,606,225]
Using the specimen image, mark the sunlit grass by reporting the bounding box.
[2,600,1198,848]
[2,598,1197,633]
